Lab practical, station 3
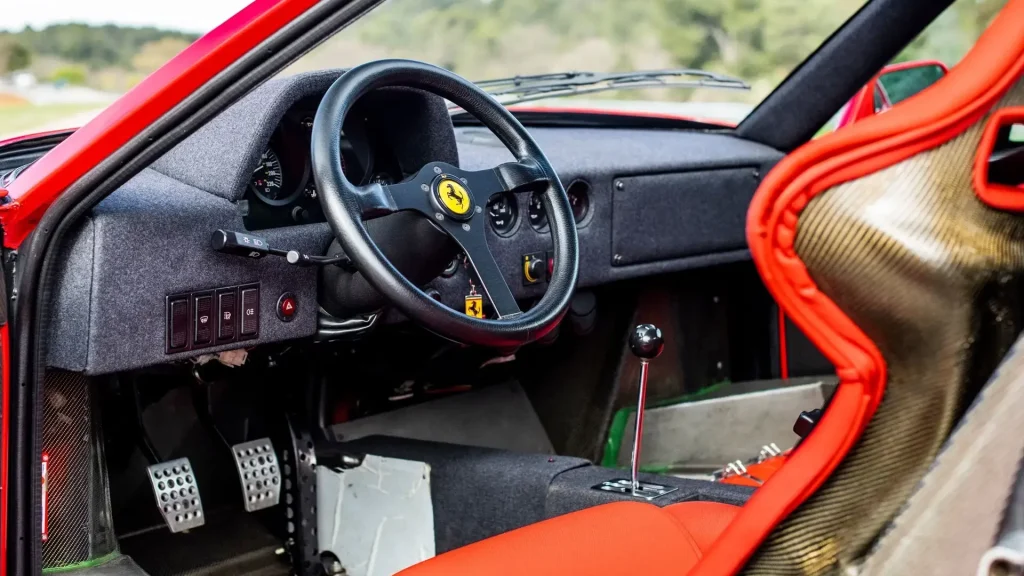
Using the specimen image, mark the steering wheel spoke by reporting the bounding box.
[444,221,521,318]
[354,179,432,220]
[464,158,549,196]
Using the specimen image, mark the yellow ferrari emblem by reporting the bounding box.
[437,178,471,215]
[465,295,484,318]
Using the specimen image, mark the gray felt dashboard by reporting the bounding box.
[46,70,783,374]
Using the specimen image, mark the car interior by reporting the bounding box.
[4,0,1024,574]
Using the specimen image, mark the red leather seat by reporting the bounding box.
[398,500,739,575]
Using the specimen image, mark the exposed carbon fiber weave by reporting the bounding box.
[42,370,117,569]
[745,79,1024,575]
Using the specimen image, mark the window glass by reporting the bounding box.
[284,0,870,125]
[818,0,1007,135]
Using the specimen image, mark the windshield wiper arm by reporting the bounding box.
[467,69,749,107]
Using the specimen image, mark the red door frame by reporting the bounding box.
[0,1,321,573]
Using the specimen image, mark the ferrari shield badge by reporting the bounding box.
[465,295,484,318]
[436,177,472,216]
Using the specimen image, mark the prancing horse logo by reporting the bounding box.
[436,177,472,215]
[444,182,465,208]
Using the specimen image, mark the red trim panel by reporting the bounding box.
[974,107,1024,210]
[0,326,9,576]
[692,1,1024,573]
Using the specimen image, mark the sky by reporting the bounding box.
[4,0,254,33]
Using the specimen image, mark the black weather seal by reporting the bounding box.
[7,1,385,574]
[736,0,954,152]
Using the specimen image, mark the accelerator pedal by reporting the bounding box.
[232,438,281,512]
[147,458,205,533]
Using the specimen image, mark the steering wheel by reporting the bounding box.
[311,60,579,348]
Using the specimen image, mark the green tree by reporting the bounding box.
[5,42,31,71]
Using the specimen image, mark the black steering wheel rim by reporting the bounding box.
[311,59,579,348]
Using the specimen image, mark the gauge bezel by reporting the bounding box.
[486,191,520,237]
[250,147,307,207]
[566,179,592,228]
[527,191,549,232]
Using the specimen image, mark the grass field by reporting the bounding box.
[0,103,105,139]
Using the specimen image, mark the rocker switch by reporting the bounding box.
[168,298,189,351]
[193,294,213,346]
[217,290,237,341]
[240,286,259,339]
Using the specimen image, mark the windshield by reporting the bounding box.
[0,0,1007,140]
[284,0,871,125]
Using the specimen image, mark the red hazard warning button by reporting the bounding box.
[276,293,298,322]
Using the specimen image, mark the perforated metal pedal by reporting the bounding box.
[147,458,205,533]
[232,438,281,512]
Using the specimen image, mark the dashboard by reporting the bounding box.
[33,69,783,376]
[241,101,594,238]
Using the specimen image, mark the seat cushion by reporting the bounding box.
[398,500,739,576]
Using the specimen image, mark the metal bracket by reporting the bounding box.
[277,416,320,576]
[592,478,678,501]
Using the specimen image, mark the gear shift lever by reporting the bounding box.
[628,324,663,493]
[591,323,677,500]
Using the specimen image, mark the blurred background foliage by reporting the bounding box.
[0,0,1010,132]
[287,0,1007,104]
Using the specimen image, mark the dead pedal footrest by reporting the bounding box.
[232,438,281,511]
[147,458,205,533]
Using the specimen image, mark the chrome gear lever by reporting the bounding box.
[591,323,677,500]
[628,324,664,494]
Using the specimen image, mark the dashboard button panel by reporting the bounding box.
[165,283,259,354]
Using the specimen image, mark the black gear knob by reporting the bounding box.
[629,324,664,360]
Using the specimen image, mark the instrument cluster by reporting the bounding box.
[485,180,590,237]
[242,107,403,230]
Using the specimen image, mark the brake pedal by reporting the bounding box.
[232,438,281,512]
[147,458,205,533]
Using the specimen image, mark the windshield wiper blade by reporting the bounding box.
[465,69,749,108]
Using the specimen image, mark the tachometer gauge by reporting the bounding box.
[250,148,299,206]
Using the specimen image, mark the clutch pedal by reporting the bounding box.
[232,438,282,512]
[147,458,205,533]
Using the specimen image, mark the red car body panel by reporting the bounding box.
[0,0,320,249]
